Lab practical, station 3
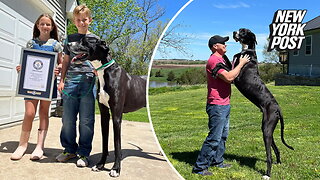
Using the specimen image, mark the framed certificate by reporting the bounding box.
[16,48,57,101]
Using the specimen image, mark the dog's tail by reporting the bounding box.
[279,110,294,150]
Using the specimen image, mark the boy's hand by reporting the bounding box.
[93,70,98,76]
[16,65,21,73]
[58,81,64,93]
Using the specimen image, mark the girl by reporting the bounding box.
[11,14,63,161]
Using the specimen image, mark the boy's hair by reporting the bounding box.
[73,4,92,18]
[33,14,59,41]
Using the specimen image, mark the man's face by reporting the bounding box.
[73,13,92,32]
[213,43,227,54]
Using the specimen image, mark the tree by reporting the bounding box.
[155,69,163,77]
[262,38,280,63]
[66,0,169,75]
[158,23,191,58]
[261,38,285,82]
[167,71,175,81]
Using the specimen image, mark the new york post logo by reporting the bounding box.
[267,10,307,52]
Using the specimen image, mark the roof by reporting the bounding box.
[304,15,320,31]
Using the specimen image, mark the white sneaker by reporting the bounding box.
[76,156,89,167]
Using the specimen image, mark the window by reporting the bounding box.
[293,50,299,56]
[305,35,312,55]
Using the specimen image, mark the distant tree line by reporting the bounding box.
[152,64,282,85]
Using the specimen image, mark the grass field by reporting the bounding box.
[149,84,320,179]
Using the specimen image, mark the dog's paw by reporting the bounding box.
[109,170,120,177]
[92,165,101,172]
[262,175,270,180]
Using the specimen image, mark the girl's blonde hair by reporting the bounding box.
[33,14,59,41]
[73,4,92,18]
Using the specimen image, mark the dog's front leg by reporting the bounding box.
[109,109,123,177]
[92,102,110,172]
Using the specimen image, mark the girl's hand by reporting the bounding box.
[16,65,21,73]
[54,64,62,76]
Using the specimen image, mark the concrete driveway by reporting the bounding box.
[0,115,182,180]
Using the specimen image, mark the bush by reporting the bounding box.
[167,71,175,81]
[258,63,283,83]
[155,70,164,77]
[175,68,206,85]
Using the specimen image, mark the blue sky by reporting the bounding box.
[154,0,320,61]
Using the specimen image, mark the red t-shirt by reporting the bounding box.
[206,54,231,105]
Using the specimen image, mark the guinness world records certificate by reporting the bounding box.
[16,48,57,101]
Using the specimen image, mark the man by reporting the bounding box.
[192,35,250,176]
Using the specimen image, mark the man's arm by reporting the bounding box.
[218,54,250,83]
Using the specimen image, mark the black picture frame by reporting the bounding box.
[16,48,57,101]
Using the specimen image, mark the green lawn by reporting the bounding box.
[149,84,320,180]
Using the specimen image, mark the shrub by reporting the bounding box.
[258,63,283,83]
[155,69,164,77]
[176,68,206,85]
[167,71,175,81]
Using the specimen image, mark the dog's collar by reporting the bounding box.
[241,49,255,52]
[96,59,115,71]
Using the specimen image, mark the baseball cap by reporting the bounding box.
[208,35,229,49]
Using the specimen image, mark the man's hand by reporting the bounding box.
[239,54,251,66]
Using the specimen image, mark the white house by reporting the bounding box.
[0,0,78,125]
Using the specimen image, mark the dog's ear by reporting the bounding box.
[252,33,257,45]
[248,30,258,44]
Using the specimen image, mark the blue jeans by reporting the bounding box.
[193,104,230,172]
[60,74,95,157]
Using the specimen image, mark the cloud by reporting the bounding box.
[213,2,250,9]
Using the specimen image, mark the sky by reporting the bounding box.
[154,0,320,61]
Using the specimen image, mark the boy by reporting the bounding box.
[56,4,99,167]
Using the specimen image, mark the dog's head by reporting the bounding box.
[233,28,257,48]
[68,36,110,62]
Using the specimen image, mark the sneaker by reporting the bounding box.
[76,156,89,167]
[192,169,213,176]
[56,152,76,162]
[215,163,232,168]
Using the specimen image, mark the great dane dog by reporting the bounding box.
[232,28,294,179]
[69,36,146,177]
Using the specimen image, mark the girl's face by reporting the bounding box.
[37,17,53,36]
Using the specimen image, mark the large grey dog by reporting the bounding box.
[232,28,294,179]
[69,36,146,177]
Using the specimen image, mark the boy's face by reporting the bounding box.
[73,13,92,32]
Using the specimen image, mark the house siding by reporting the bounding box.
[288,29,320,76]
[47,0,66,39]
[0,0,74,125]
